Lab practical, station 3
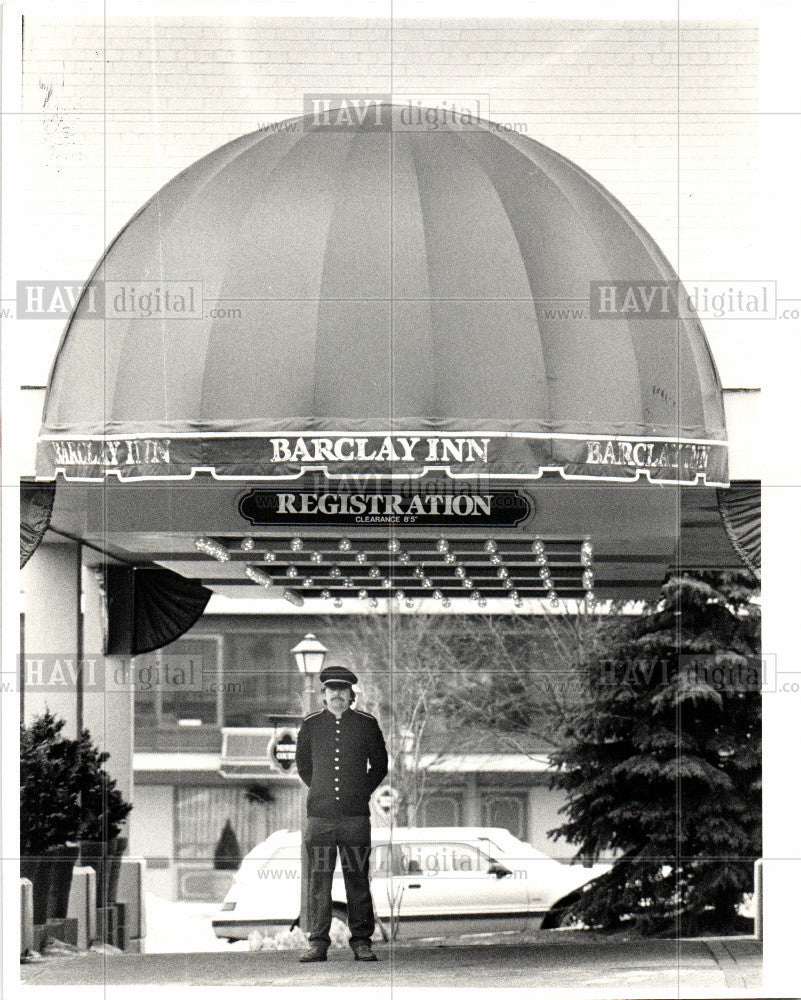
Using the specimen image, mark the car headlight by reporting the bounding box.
[221,901,236,911]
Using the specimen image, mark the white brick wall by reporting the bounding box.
[17,16,759,386]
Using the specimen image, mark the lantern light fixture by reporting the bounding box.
[292,632,328,676]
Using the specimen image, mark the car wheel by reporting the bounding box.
[541,890,582,930]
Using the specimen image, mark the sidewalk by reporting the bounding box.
[21,934,762,991]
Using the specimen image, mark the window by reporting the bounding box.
[223,633,300,725]
[482,793,526,841]
[399,842,487,874]
[135,636,221,727]
[420,793,461,828]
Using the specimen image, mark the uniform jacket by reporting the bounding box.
[295,707,388,818]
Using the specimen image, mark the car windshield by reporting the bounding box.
[257,845,301,873]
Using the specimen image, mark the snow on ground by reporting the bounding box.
[144,894,250,953]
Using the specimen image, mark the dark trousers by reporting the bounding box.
[303,814,374,949]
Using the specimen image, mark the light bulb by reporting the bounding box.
[303,578,314,588]
[330,566,342,578]
[455,566,466,578]
[355,551,367,564]
[484,540,497,553]
[358,589,368,599]
[497,567,508,579]
[338,538,352,551]
[310,551,323,564]
[333,597,343,608]
[369,565,381,577]
[388,538,401,553]
[286,566,298,578]
[240,537,255,551]
[290,537,303,552]
[436,539,449,553]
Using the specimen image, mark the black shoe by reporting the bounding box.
[352,942,378,962]
[299,945,328,963]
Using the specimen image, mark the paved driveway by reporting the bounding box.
[21,935,761,991]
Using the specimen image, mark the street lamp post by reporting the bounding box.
[291,632,328,936]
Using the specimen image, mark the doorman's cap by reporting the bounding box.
[319,665,358,687]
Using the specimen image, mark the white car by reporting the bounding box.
[212,826,609,942]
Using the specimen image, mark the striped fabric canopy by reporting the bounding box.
[37,105,727,485]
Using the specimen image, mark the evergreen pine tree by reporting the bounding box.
[213,819,243,871]
[550,571,761,935]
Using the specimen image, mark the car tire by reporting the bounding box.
[541,890,582,930]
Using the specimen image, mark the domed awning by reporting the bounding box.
[37,106,727,486]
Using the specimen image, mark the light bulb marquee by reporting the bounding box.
[193,532,596,610]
